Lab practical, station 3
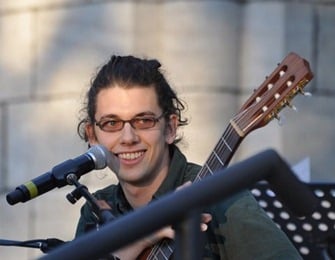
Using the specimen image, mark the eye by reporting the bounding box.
[103,120,118,126]
[139,117,153,123]
[133,117,155,128]
[99,119,122,130]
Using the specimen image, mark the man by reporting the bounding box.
[75,55,301,259]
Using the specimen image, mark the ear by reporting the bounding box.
[165,114,178,144]
[85,123,98,146]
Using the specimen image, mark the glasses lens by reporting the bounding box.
[99,119,123,132]
[132,117,156,129]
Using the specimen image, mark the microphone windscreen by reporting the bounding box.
[87,145,111,170]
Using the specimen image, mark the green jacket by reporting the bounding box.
[75,145,301,259]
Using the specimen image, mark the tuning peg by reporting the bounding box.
[291,105,298,111]
[302,91,312,97]
[300,89,312,97]
[276,114,286,126]
[285,101,297,111]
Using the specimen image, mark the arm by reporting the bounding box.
[207,191,302,259]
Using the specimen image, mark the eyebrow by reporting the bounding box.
[99,111,157,120]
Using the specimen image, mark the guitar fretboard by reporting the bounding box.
[195,124,242,181]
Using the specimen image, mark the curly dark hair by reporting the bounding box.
[77,55,188,144]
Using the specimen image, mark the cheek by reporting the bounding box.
[141,129,167,148]
[87,126,118,148]
[94,132,118,147]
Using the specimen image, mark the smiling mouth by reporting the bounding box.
[118,151,145,160]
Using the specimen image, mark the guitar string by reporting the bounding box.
[196,128,232,180]
[196,112,244,181]
[197,127,232,179]
[147,239,173,260]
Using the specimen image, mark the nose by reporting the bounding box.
[119,122,139,145]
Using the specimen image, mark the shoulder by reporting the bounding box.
[206,191,301,258]
[207,190,254,215]
[184,162,201,182]
[170,145,201,182]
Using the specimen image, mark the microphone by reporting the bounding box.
[6,145,111,205]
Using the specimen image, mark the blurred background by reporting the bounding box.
[0,0,334,259]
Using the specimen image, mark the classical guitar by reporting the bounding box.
[140,52,314,259]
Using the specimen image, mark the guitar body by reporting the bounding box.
[140,52,313,260]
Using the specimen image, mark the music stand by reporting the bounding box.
[251,182,335,260]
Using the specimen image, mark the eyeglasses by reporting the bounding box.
[95,113,165,132]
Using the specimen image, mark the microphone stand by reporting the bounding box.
[0,238,66,253]
[0,174,115,256]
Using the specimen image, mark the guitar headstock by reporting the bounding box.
[230,52,313,137]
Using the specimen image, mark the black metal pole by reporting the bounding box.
[174,209,202,260]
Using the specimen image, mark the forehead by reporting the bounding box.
[95,86,160,117]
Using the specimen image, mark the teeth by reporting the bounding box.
[118,151,144,160]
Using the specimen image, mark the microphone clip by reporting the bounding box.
[66,174,115,224]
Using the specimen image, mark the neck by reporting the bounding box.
[121,184,156,209]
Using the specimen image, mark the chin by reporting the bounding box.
[121,175,153,187]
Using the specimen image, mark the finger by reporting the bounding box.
[201,213,212,224]
[201,223,209,232]
[176,181,192,191]
[146,226,175,246]
[158,226,175,239]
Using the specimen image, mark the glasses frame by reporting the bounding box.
[94,112,166,133]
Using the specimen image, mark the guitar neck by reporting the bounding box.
[195,123,243,181]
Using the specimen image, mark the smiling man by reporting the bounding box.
[86,86,177,208]
[74,55,301,259]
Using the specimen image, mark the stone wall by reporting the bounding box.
[1,0,335,259]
